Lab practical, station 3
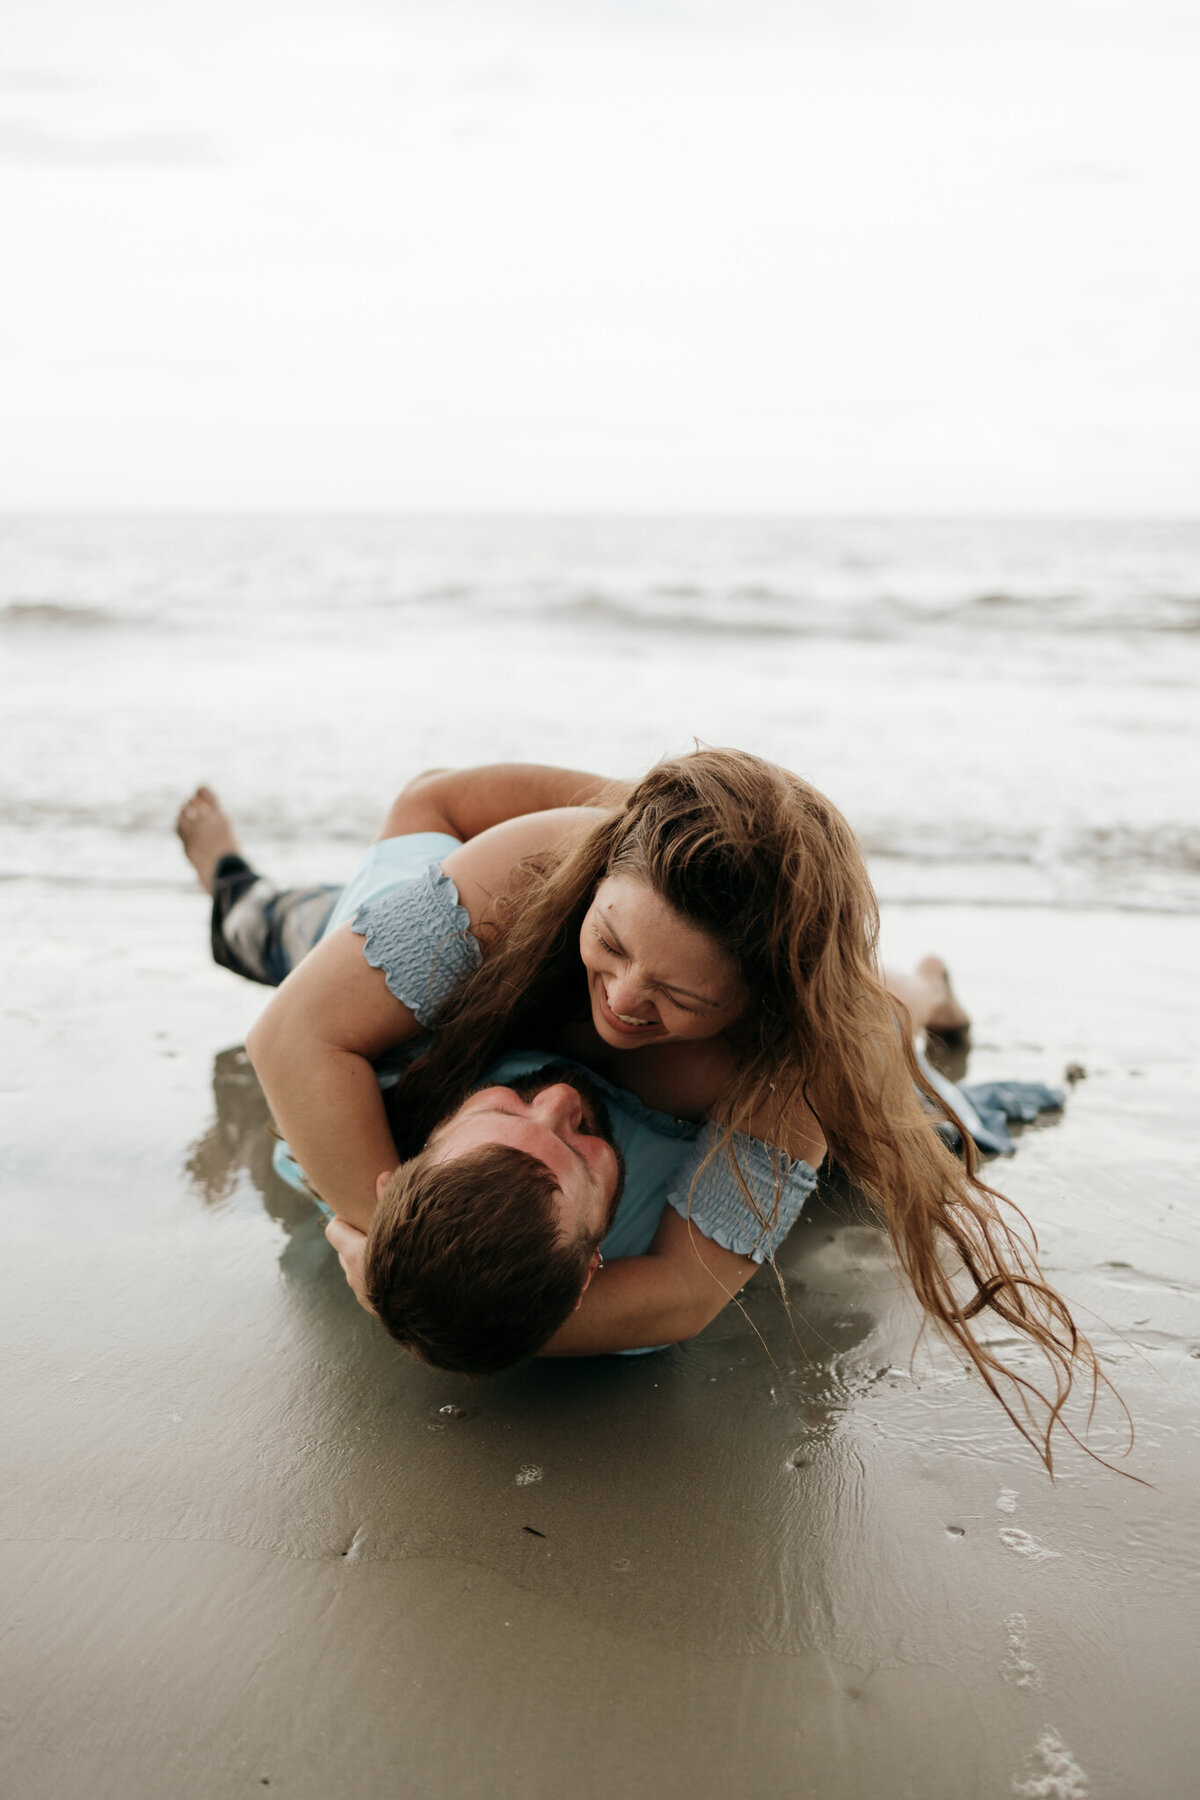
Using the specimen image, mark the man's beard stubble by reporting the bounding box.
[501,1062,627,1233]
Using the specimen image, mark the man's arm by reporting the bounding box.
[380,763,627,844]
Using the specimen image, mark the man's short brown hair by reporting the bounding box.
[363,1141,597,1373]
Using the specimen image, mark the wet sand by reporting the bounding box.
[2,881,1197,1799]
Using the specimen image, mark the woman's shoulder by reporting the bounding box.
[732,1079,827,1170]
[440,806,602,939]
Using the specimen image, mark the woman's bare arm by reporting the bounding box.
[322,1205,759,1354]
[245,806,598,1229]
[245,926,420,1230]
[539,1086,827,1355]
[540,1208,759,1356]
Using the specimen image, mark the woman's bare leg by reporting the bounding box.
[176,787,241,892]
[883,956,971,1038]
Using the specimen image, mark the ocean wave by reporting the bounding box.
[860,822,1200,876]
[517,587,1200,639]
[550,592,812,638]
[17,584,1197,640]
[954,591,1200,634]
[0,600,124,629]
[0,797,375,842]
[4,514,1200,641]
[6,583,1200,643]
[3,799,1196,881]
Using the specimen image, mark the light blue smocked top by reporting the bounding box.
[348,847,819,1264]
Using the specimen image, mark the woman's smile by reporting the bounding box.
[579,871,746,1050]
[595,977,662,1037]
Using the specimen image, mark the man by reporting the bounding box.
[340,1056,719,1372]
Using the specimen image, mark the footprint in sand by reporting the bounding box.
[1012,1727,1089,1797]
[1001,1613,1042,1691]
[999,1527,1060,1562]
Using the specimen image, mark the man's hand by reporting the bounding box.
[325,1216,375,1314]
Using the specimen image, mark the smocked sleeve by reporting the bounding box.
[664,1121,818,1262]
[350,863,482,1027]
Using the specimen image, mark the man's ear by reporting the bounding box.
[375,1168,396,1202]
[573,1247,603,1310]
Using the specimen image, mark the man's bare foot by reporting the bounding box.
[916,954,971,1039]
[176,786,241,894]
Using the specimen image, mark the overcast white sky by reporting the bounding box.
[1,0,1196,512]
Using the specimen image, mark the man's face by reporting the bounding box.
[425,1065,625,1244]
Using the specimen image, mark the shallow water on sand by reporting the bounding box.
[3,513,1199,913]
[2,516,1199,1798]
[3,882,1197,1797]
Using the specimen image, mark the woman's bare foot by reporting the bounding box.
[916,954,971,1039]
[176,787,241,894]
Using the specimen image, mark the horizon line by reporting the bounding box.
[2,505,1198,525]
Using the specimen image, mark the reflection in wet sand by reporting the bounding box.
[180,1045,914,1654]
[9,890,1193,1798]
[184,1044,313,1232]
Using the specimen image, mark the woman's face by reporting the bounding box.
[578,871,746,1050]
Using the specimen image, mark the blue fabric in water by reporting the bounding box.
[957,1079,1066,1153]
[915,1048,1064,1156]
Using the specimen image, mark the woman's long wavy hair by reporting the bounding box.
[388,747,1106,1472]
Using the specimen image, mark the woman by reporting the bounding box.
[195,748,1097,1468]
